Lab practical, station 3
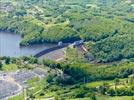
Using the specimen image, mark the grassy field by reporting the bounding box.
[9,94,134,100]
[96,95,134,100]
[2,64,18,72]
[63,96,134,100]
[8,93,24,100]
[87,79,123,87]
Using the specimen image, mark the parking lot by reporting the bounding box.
[0,68,47,99]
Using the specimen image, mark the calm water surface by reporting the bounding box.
[0,31,55,57]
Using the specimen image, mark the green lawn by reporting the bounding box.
[96,95,134,100]
[86,78,128,88]
[2,64,18,72]
[70,98,91,100]
[8,93,24,100]
[50,96,134,100]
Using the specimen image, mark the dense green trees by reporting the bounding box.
[42,25,79,43]
[0,0,133,99]
[0,0,133,50]
[90,34,134,62]
[42,59,134,98]
[0,16,79,45]
[0,61,3,69]
[43,58,134,83]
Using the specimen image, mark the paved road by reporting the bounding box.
[34,44,69,58]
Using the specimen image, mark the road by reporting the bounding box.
[34,44,69,58]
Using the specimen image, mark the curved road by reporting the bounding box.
[34,44,69,58]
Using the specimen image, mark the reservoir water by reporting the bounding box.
[0,31,56,57]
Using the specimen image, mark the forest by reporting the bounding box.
[0,0,133,62]
[0,0,134,100]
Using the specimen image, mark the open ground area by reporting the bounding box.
[0,0,133,99]
[0,68,47,99]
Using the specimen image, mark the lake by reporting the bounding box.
[0,31,56,57]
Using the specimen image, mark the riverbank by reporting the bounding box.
[0,31,71,62]
[0,31,56,57]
